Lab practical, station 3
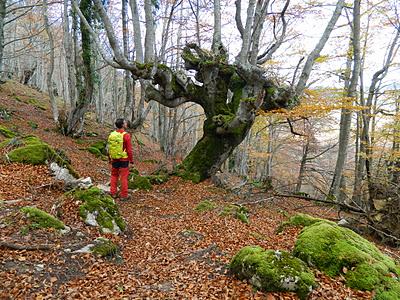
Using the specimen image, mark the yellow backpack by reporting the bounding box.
[107,131,128,159]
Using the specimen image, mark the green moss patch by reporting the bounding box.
[15,96,46,110]
[87,140,108,160]
[219,204,249,224]
[87,146,102,157]
[147,174,169,184]
[27,98,47,110]
[195,200,217,212]
[91,238,120,258]
[128,175,152,191]
[0,106,12,120]
[74,187,125,234]
[0,125,15,138]
[293,221,400,296]
[28,121,38,129]
[20,206,65,230]
[230,246,316,300]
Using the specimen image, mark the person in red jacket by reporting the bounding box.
[109,118,133,200]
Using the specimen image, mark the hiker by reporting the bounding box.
[108,118,133,200]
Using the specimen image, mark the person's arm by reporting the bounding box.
[124,133,134,163]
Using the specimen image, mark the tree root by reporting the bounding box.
[0,241,52,251]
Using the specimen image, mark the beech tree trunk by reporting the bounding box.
[0,0,6,81]
[329,0,361,200]
[42,0,58,123]
[67,0,94,136]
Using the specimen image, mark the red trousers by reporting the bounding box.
[110,167,129,198]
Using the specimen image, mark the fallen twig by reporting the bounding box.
[274,193,366,214]
[1,199,28,205]
[0,241,52,251]
[236,196,275,206]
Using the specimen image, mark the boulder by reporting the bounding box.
[73,237,120,259]
[50,162,92,189]
[293,221,400,298]
[230,246,316,300]
[2,135,78,177]
[74,187,125,235]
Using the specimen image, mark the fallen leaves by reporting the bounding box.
[0,85,397,299]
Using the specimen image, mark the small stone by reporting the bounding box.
[85,212,99,227]
[73,244,95,253]
[76,231,85,237]
[60,225,71,235]
[35,264,45,272]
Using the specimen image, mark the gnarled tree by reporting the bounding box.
[75,0,345,181]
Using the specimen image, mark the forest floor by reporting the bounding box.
[0,81,398,299]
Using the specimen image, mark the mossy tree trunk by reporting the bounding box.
[65,0,94,136]
[144,44,296,181]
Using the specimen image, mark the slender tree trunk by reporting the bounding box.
[129,0,143,63]
[264,120,275,181]
[122,0,132,119]
[329,0,361,200]
[391,97,400,183]
[63,0,76,108]
[42,0,58,123]
[0,0,6,81]
[296,137,310,193]
[295,0,345,94]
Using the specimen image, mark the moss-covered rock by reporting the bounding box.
[74,187,125,234]
[195,200,217,212]
[375,277,400,300]
[3,135,78,177]
[219,204,249,224]
[147,174,169,184]
[91,237,119,258]
[128,175,152,191]
[293,221,400,296]
[20,206,65,230]
[230,246,316,300]
[0,125,15,138]
[276,213,333,233]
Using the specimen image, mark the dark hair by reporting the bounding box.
[115,118,125,129]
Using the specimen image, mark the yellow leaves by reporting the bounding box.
[260,88,366,119]
[314,55,330,63]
